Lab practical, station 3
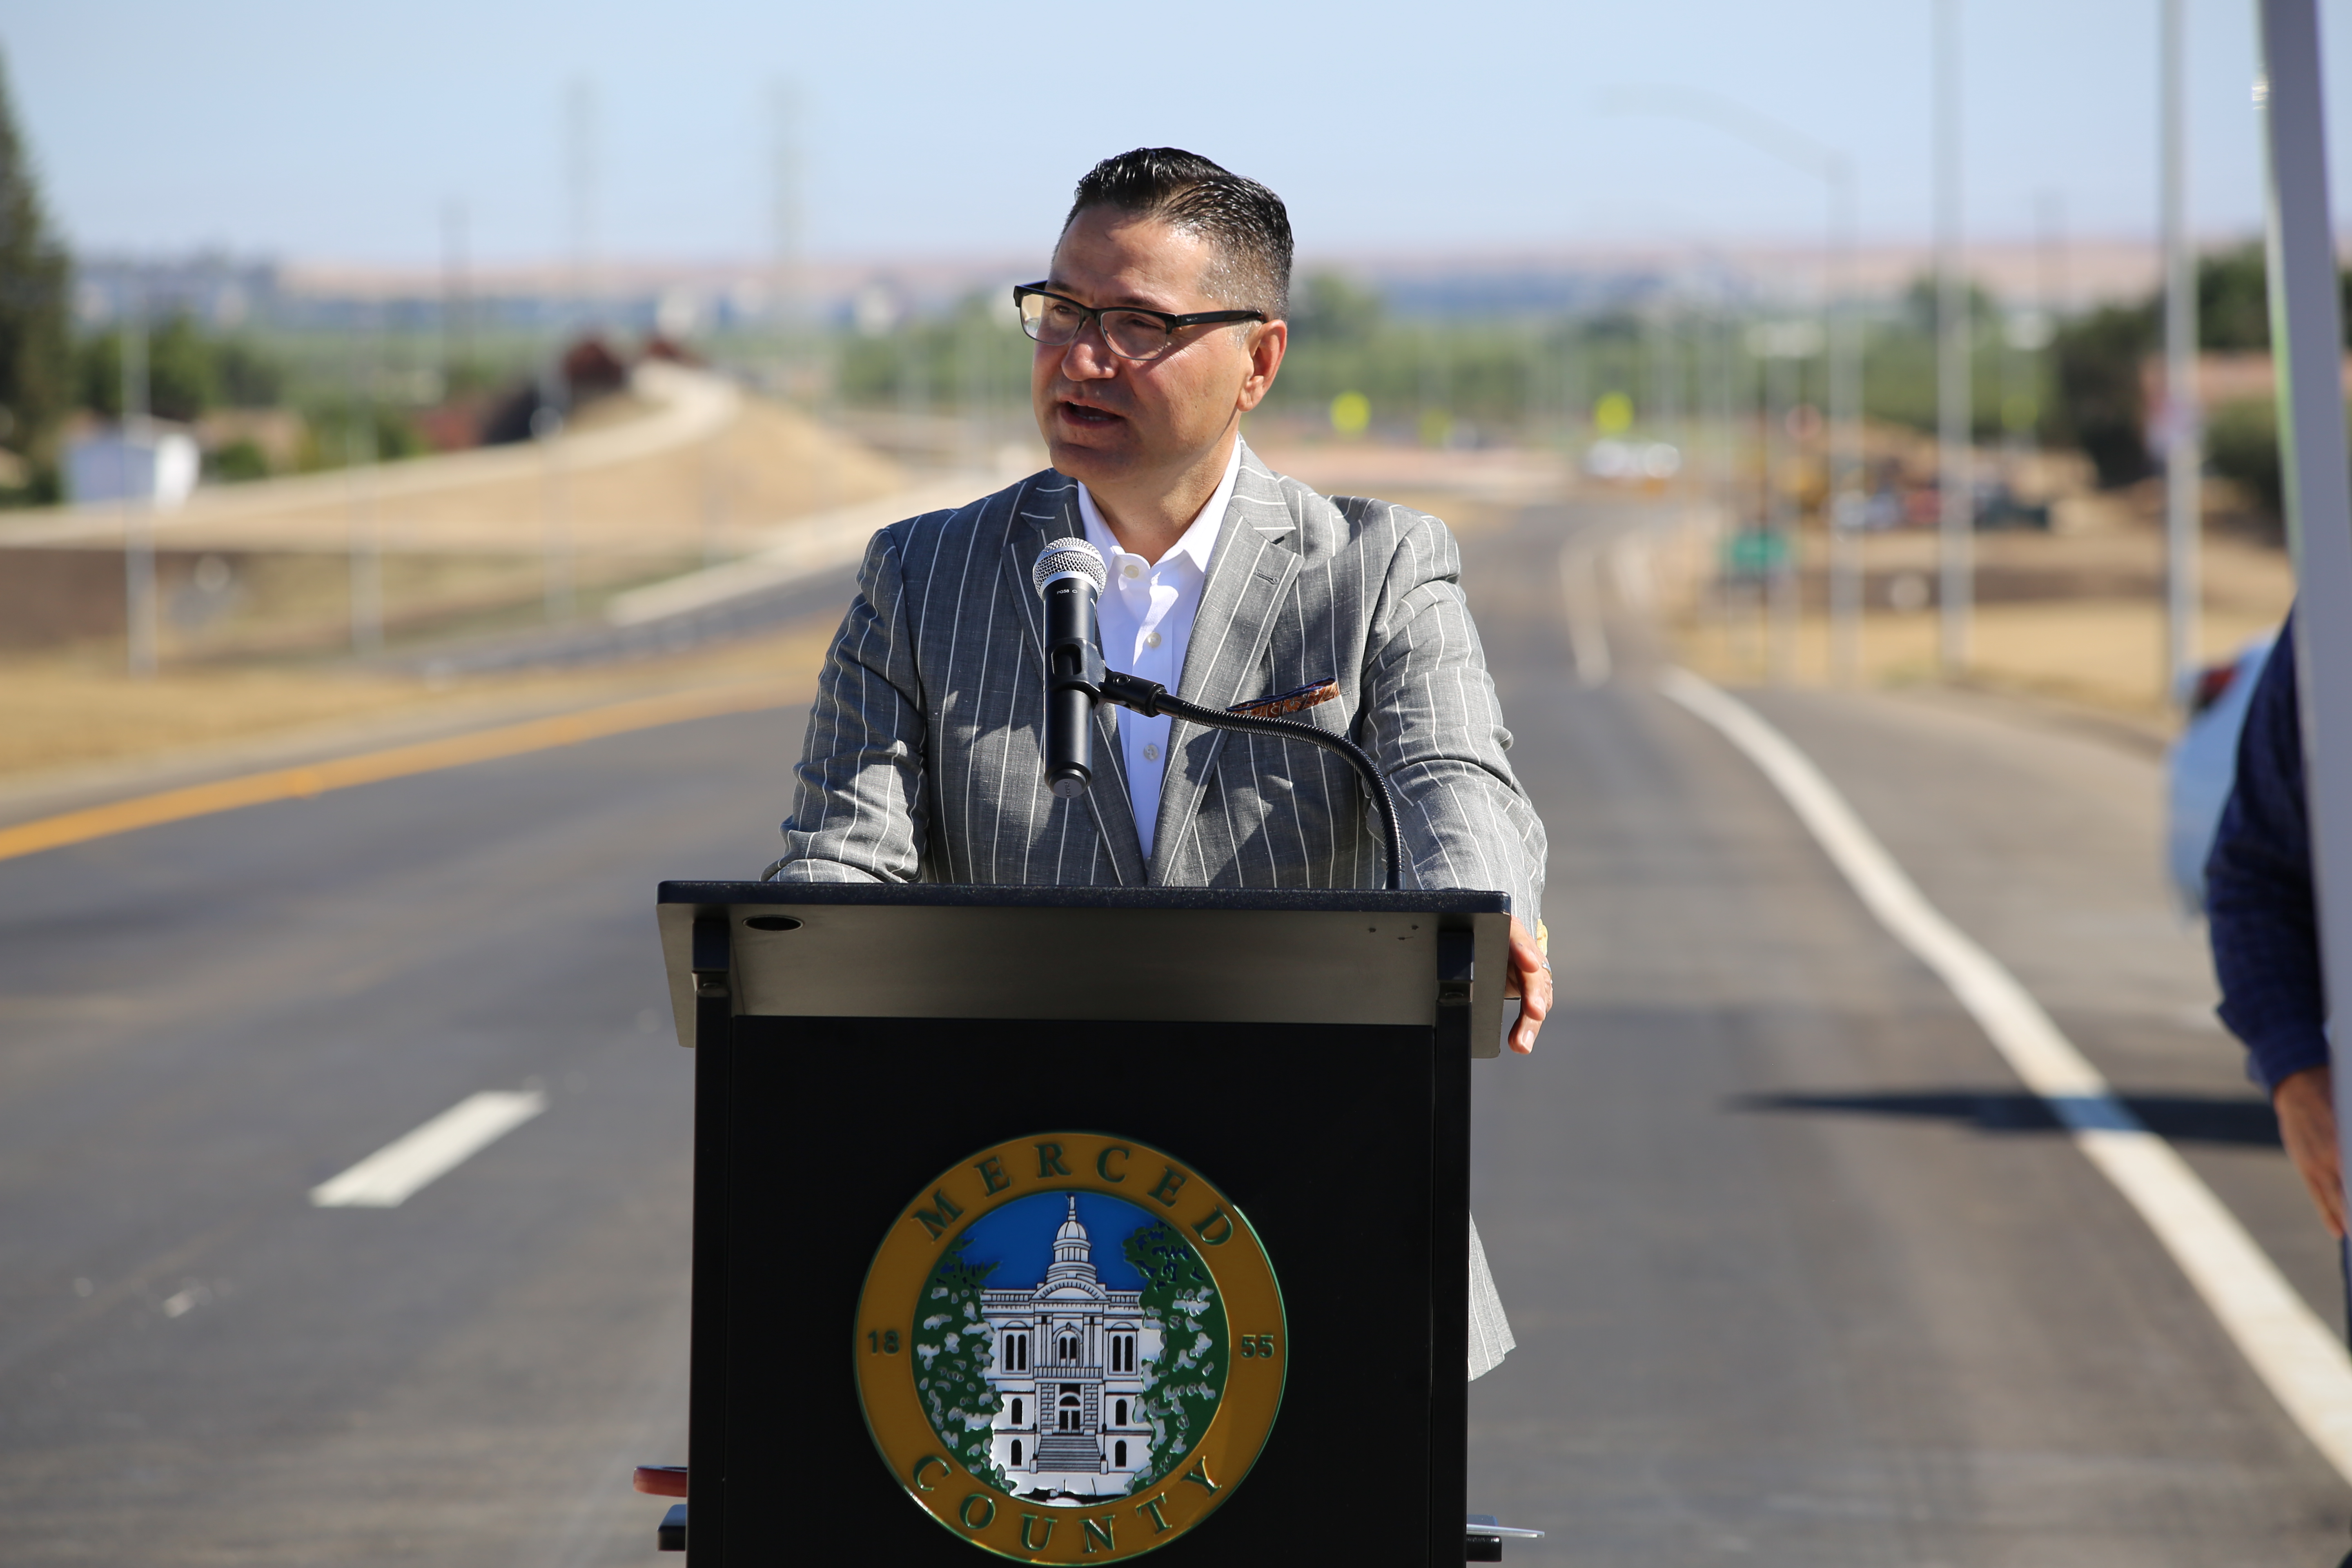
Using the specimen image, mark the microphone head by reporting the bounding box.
[1032,537,1107,599]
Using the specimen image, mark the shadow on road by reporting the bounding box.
[1733,1089,2283,1149]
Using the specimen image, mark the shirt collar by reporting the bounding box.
[1076,438,1243,577]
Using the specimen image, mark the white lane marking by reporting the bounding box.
[1609,531,1657,614]
[1559,538,1612,688]
[1659,666,2352,1484]
[310,1089,548,1209]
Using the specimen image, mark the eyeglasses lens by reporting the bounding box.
[1100,311,1174,361]
[1018,293,1174,361]
[1018,292,1070,343]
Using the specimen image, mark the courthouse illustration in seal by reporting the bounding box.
[976,1196,1162,1497]
[860,1133,1281,1558]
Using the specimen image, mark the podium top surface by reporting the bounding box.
[657,882,1515,1055]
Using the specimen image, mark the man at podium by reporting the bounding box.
[767,152,1547,1377]
[772,146,1548,1036]
[775,146,1548,1035]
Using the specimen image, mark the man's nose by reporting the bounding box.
[1059,318,1119,380]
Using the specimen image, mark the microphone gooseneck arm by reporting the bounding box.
[1099,670,1406,894]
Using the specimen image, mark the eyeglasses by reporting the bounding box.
[1013,284,1266,363]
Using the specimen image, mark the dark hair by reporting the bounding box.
[1063,148,1292,321]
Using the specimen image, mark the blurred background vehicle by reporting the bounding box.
[2166,629,2276,913]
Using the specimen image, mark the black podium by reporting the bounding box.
[655,882,1514,1565]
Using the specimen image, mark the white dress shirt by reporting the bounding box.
[1075,439,1243,860]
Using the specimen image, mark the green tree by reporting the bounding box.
[835,292,1026,414]
[1121,1221,1226,1492]
[911,1238,1011,1495]
[2197,242,2272,352]
[1289,272,1383,345]
[2177,240,2352,353]
[1899,274,2003,336]
[214,338,285,407]
[2049,303,2156,488]
[2205,396,2283,520]
[0,47,72,499]
[79,312,218,422]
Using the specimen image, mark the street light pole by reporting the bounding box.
[1826,162,1862,685]
[348,306,383,656]
[2161,0,2201,697]
[1601,86,1862,683]
[120,293,155,679]
[1935,0,1972,676]
[1766,338,1796,682]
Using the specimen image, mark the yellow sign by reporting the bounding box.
[855,1133,1285,1561]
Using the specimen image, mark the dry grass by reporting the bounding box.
[1666,522,2297,727]
[1677,598,2283,722]
[0,617,839,785]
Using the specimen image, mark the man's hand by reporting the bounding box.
[2274,1065,2346,1240]
[1502,916,1550,1056]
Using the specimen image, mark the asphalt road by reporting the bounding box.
[1462,499,2345,1564]
[0,496,2343,1564]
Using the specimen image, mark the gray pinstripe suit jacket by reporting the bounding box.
[774,441,1536,1376]
[773,441,1546,928]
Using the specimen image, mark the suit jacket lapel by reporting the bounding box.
[1148,443,1303,882]
[996,474,1147,886]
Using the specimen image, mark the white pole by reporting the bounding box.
[1766,341,1796,683]
[348,308,383,656]
[771,80,803,392]
[2162,0,2202,697]
[441,198,469,390]
[537,398,571,621]
[566,80,597,323]
[1828,163,1863,686]
[1935,0,1973,675]
[2254,0,2352,1229]
[120,298,155,679]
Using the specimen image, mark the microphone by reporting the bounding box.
[1030,538,1108,798]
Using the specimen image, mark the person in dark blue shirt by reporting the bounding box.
[2207,608,2343,1239]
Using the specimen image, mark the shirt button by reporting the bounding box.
[1143,743,1160,762]
[1144,631,1162,649]
[1122,562,1142,580]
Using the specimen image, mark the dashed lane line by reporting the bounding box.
[1558,537,1613,689]
[310,1089,549,1208]
[1659,666,2352,1485]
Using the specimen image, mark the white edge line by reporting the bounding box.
[1657,664,2352,1483]
[310,1089,548,1209]
[1558,539,1612,688]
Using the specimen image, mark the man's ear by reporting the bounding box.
[1235,319,1287,414]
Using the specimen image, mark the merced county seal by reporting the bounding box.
[854,1132,1285,1561]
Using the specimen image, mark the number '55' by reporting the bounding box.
[1237,1333,1277,1358]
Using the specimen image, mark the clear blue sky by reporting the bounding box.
[4,0,2350,267]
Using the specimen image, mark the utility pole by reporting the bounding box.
[2161,0,2201,697]
[120,290,155,679]
[1764,332,1797,683]
[1935,0,1972,675]
[1749,321,1820,683]
[348,305,383,655]
[441,199,470,394]
[537,397,571,621]
[770,80,804,391]
[2039,190,2071,318]
[1599,88,1861,682]
[1706,291,1735,637]
[566,80,598,325]
[1826,160,1862,686]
